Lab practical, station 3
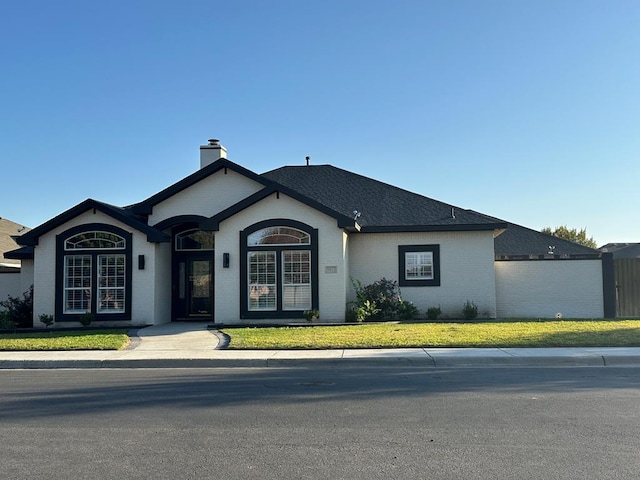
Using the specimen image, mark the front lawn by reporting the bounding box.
[0,330,131,351]
[222,320,640,349]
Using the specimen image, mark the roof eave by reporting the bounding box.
[359,222,508,233]
[17,199,169,246]
[132,158,271,215]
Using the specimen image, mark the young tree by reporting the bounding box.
[541,225,598,249]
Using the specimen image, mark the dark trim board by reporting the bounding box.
[239,218,319,320]
[55,223,133,322]
[601,252,616,318]
[131,158,271,215]
[17,198,169,246]
[398,244,441,287]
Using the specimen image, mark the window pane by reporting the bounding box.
[65,231,125,250]
[175,229,215,251]
[97,254,125,313]
[247,227,310,246]
[405,251,433,280]
[282,250,311,310]
[248,251,276,310]
[64,255,92,313]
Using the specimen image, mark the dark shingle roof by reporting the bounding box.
[1,217,30,264]
[600,243,640,259]
[262,165,505,232]
[494,222,599,257]
[17,199,169,248]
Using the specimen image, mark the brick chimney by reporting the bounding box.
[200,138,227,168]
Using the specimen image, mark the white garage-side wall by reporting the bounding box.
[495,260,604,318]
[31,210,160,327]
[348,230,498,318]
[0,271,22,301]
[148,169,264,227]
[214,192,348,323]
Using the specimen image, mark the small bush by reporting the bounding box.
[345,304,358,323]
[0,310,15,329]
[398,300,419,320]
[352,277,417,321]
[0,286,33,328]
[79,312,94,327]
[39,313,55,328]
[426,306,442,320]
[462,300,478,320]
[303,309,320,323]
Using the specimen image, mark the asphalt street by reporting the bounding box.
[2,366,639,479]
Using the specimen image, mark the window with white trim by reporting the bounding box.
[398,244,441,287]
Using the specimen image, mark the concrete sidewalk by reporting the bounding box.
[1,322,640,369]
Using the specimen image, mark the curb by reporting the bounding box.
[2,354,640,369]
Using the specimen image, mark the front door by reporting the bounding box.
[173,254,213,321]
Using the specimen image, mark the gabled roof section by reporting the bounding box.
[17,199,169,246]
[130,158,271,215]
[495,222,600,258]
[201,184,356,231]
[4,245,34,260]
[1,217,30,264]
[600,243,640,259]
[262,165,506,232]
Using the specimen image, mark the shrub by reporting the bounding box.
[397,300,419,320]
[426,306,442,320]
[352,277,417,321]
[39,313,55,328]
[79,312,94,327]
[462,300,478,320]
[0,310,15,329]
[0,286,33,328]
[303,309,320,323]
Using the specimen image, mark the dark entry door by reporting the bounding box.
[173,254,213,320]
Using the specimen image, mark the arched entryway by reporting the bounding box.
[172,226,214,321]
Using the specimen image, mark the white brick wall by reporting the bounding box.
[31,210,160,327]
[0,272,22,302]
[214,192,348,323]
[495,260,604,318]
[148,169,263,226]
[348,231,498,318]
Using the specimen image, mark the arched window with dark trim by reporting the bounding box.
[240,220,318,319]
[56,224,132,321]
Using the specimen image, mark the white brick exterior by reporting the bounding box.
[148,169,263,226]
[31,210,160,327]
[22,158,609,327]
[495,260,604,318]
[348,230,498,318]
[214,192,348,323]
[0,272,22,301]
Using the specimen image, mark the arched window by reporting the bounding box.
[247,227,310,246]
[56,224,132,321]
[65,231,126,250]
[241,220,318,319]
[175,229,215,251]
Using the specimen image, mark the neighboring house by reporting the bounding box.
[600,243,640,318]
[6,140,615,327]
[0,217,31,301]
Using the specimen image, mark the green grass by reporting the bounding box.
[0,330,131,351]
[223,320,640,349]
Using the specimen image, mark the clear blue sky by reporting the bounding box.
[1,1,639,246]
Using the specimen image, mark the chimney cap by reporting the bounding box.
[208,139,220,146]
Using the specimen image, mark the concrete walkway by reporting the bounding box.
[1,322,640,369]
